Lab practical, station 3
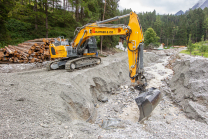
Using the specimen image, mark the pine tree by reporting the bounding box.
[187,34,194,55]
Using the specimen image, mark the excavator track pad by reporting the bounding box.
[46,57,101,71]
[65,57,101,72]
[135,87,162,122]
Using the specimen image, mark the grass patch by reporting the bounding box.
[114,48,125,52]
[180,49,208,58]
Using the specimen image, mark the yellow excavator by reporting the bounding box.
[48,12,161,122]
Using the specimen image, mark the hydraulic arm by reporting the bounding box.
[71,12,145,85]
[49,12,161,121]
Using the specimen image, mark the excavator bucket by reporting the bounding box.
[135,87,162,122]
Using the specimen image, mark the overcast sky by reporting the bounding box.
[118,0,200,14]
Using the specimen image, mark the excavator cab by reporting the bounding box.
[82,37,97,56]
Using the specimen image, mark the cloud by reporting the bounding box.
[118,0,199,14]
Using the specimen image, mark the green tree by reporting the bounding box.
[204,18,208,40]
[187,34,195,55]
[199,44,208,57]
[0,0,13,47]
[101,0,119,50]
[153,15,162,37]
[172,26,178,46]
[201,35,204,42]
[144,28,160,48]
[176,16,187,45]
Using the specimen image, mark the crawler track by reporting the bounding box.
[47,57,101,71]
[65,57,101,72]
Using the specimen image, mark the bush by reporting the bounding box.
[144,28,160,49]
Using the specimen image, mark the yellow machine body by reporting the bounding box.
[49,44,68,59]
[49,12,144,84]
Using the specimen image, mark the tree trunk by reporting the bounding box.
[45,0,48,38]
[75,0,79,22]
[100,0,107,54]
[53,0,54,11]
[34,0,38,30]
[172,35,174,46]
[63,0,65,10]
[196,23,197,42]
[66,0,68,11]
[29,0,30,5]
[81,7,83,22]
[160,28,162,43]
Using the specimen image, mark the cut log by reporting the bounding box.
[41,54,45,60]
[21,42,45,46]
[27,38,44,42]
[2,57,8,61]
[30,58,35,63]
[8,45,17,54]
[17,44,32,48]
[39,49,44,54]
[9,58,13,62]
[5,46,14,54]
[43,38,49,43]
[30,52,39,56]
[44,49,50,56]
[14,57,19,63]
[0,51,4,58]
[14,47,29,54]
[15,46,29,53]
[30,45,36,50]
[28,49,34,55]
[19,60,24,63]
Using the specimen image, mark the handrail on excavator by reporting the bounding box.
[96,13,130,24]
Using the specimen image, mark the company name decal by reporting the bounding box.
[90,28,113,34]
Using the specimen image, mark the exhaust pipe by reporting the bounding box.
[135,87,162,122]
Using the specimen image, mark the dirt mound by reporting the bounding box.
[164,54,208,124]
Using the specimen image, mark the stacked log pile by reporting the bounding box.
[0,38,55,63]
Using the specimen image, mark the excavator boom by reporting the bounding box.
[49,12,161,122]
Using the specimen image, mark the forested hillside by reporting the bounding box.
[0,0,119,49]
[1,0,208,48]
[120,8,208,47]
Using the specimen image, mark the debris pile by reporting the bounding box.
[0,38,54,63]
[165,54,208,124]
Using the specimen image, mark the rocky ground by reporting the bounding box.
[1,48,208,139]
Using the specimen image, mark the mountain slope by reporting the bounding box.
[200,0,208,9]
[175,0,208,15]
[192,0,206,10]
[175,10,184,16]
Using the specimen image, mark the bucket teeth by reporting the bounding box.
[135,87,162,122]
